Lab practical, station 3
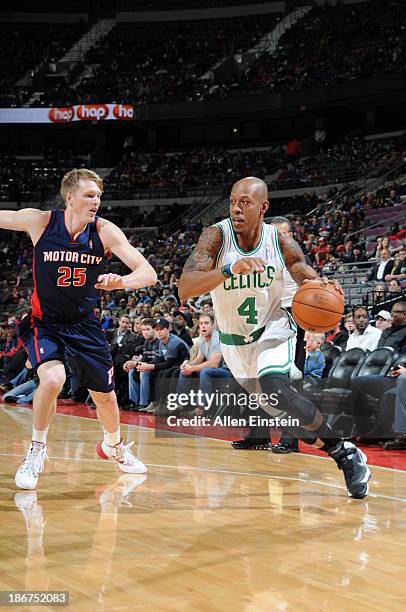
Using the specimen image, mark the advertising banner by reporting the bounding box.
[0,104,134,123]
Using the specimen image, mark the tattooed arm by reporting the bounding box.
[279,231,343,294]
[279,231,319,285]
[179,225,266,300]
[178,226,224,300]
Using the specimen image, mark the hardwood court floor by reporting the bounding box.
[1,403,406,611]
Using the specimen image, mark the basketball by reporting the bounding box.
[291,280,344,333]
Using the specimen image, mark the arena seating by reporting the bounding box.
[204,0,406,99]
[35,14,281,107]
[2,1,406,107]
[0,22,86,107]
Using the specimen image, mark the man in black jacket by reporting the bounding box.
[136,318,190,413]
[173,311,193,347]
[367,249,393,282]
[377,301,406,352]
[350,300,406,440]
[123,318,160,411]
[107,315,137,357]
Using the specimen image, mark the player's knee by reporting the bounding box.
[259,372,290,397]
[259,373,317,425]
[39,370,66,393]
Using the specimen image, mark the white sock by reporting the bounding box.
[103,429,121,447]
[32,427,48,445]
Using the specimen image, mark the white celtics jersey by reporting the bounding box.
[211,218,288,339]
[281,268,298,308]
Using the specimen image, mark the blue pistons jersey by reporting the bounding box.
[32,210,107,322]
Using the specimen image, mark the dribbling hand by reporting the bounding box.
[232,257,266,275]
[303,277,344,297]
[95,274,125,290]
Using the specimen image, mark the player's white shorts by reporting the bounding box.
[219,309,298,387]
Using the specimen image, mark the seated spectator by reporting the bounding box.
[340,240,355,264]
[376,300,406,353]
[385,250,406,282]
[346,306,382,351]
[173,310,193,347]
[326,313,354,350]
[107,315,143,404]
[388,279,402,295]
[3,360,38,404]
[101,308,115,331]
[350,247,368,269]
[123,318,160,411]
[350,302,406,440]
[0,321,25,384]
[175,312,228,416]
[382,365,406,450]
[303,332,326,384]
[189,311,201,338]
[374,310,392,332]
[137,317,190,413]
[344,313,355,337]
[107,315,137,357]
[367,248,393,281]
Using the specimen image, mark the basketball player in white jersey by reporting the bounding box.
[179,177,371,498]
[231,216,302,452]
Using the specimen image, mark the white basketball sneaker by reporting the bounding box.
[96,439,147,474]
[15,442,48,490]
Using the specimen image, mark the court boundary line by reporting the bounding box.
[0,450,405,503]
[3,403,406,476]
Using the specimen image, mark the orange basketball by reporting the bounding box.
[291,280,344,333]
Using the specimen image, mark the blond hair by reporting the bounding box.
[306,331,325,344]
[313,332,325,344]
[60,168,103,201]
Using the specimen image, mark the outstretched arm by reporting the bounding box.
[96,219,157,290]
[178,226,224,300]
[0,209,49,243]
[278,231,319,286]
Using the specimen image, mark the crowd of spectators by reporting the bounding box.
[0,22,86,107]
[271,134,406,190]
[104,132,406,198]
[0,149,89,204]
[1,174,406,448]
[2,131,406,206]
[2,1,406,109]
[205,0,406,100]
[34,14,280,108]
[104,145,285,197]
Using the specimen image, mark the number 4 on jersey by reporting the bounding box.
[237,297,258,325]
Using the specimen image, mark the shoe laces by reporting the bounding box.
[20,443,48,477]
[332,443,356,475]
[114,441,139,466]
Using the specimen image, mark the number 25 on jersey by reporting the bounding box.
[57,267,87,287]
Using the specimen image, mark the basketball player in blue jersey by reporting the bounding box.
[179,176,371,498]
[0,169,157,489]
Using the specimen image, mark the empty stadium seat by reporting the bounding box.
[319,348,368,436]
[357,347,398,377]
[321,344,342,379]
